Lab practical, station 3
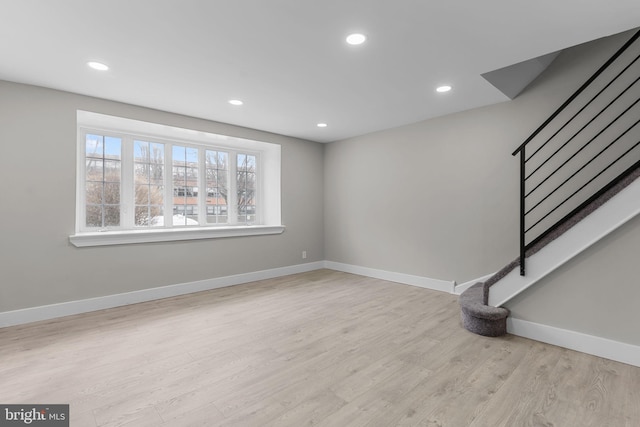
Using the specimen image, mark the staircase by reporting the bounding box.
[460,29,640,336]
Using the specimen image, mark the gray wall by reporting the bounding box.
[1,28,636,330]
[324,30,635,284]
[505,213,640,346]
[0,81,324,312]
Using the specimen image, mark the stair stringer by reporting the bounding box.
[488,175,640,307]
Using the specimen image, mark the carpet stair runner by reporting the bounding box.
[459,164,640,336]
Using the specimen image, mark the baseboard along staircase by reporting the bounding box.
[460,29,640,336]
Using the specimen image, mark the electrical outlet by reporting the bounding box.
[302,250,307,259]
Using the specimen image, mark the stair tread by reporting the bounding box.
[459,283,509,320]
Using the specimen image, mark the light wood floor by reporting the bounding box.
[1,269,638,426]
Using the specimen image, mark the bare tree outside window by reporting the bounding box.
[134,140,165,226]
[237,153,256,224]
[85,134,121,228]
[206,150,229,223]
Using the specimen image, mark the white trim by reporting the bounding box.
[5,261,639,369]
[77,110,273,151]
[489,176,640,307]
[324,261,455,293]
[453,272,497,295]
[508,317,640,368]
[0,261,323,328]
[69,225,285,247]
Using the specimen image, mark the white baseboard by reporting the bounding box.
[0,261,325,328]
[4,261,638,369]
[0,261,451,328]
[508,317,640,368]
[453,272,497,295]
[323,261,455,293]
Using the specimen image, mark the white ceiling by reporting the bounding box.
[1,1,639,143]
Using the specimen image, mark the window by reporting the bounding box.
[236,153,257,224]
[171,145,199,226]
[85,134,122,228]
[205,150,229,224]
[71,111,283,247]
[134,140,164,227]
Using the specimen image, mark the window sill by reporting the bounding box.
[69,225,285,247]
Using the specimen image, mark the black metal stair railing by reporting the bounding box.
[512,29,640,276]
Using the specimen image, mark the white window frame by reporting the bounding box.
[70,111,284,247]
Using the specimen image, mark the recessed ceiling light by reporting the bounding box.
[436,85,452,93]
[228,99,243,106]
[87,61,109,71]
[317,123,328,128]
[346,33,366,45]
